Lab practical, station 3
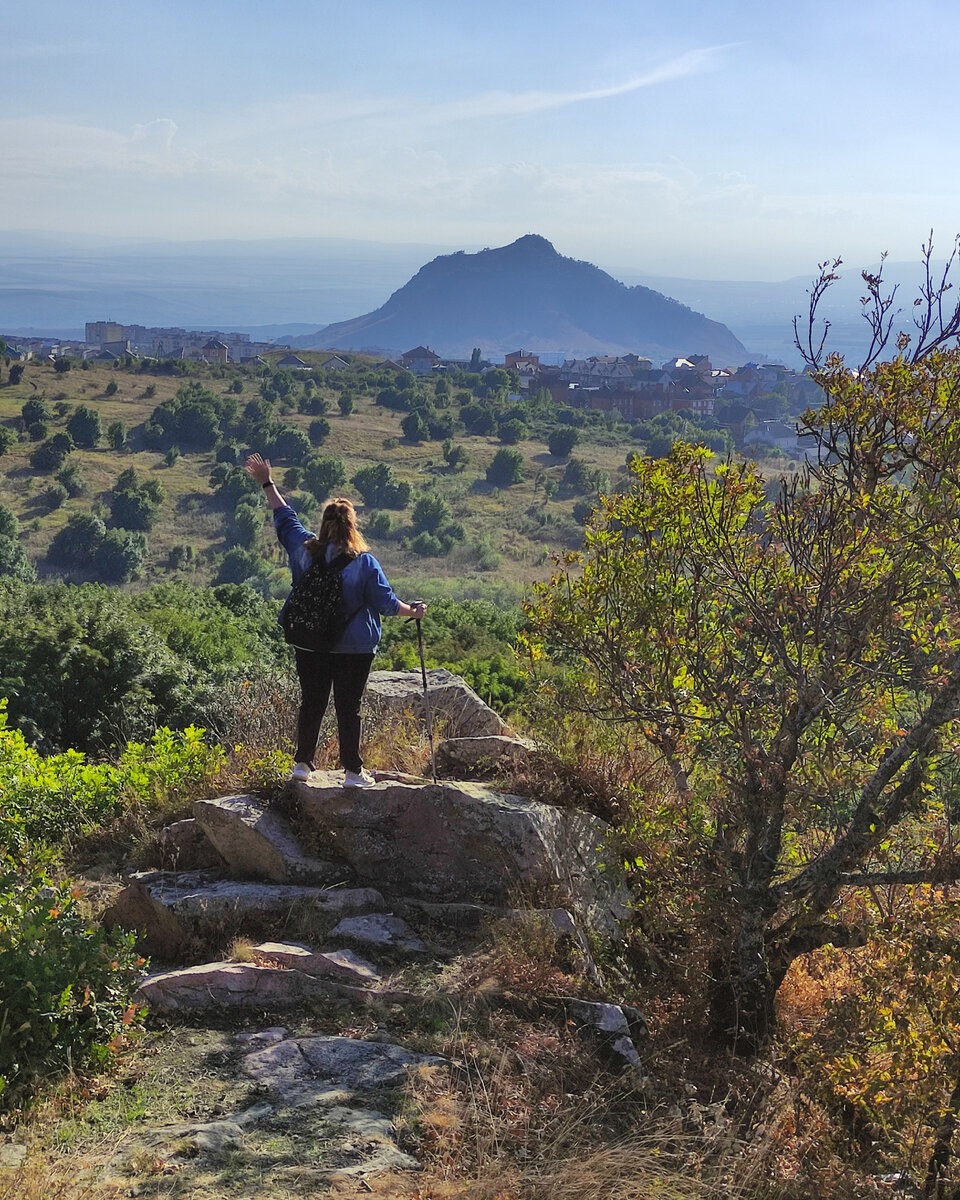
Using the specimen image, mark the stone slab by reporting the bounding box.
[102,872,383,959]
[250,941,381,986]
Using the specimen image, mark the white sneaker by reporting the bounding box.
[290,762,311,782]
[343,768,376,789]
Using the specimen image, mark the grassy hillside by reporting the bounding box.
[0,353,648,595]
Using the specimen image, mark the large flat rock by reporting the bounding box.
[193,794,350,885]
[293,775,628,934]
[102,871,383,959]
[242,1032,444,1104]
[135,961,348,1011]
[366,668,506,738]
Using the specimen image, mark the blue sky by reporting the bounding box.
[4,0,959,279]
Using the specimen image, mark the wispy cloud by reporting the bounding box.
[427,46,732,123]
[238,45,732,140]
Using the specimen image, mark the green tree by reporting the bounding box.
[401,410,427,442]
[351,463,411,509]
[49,512,106,566]
[9,364,24,385]
[94,530,147,581]
[271,425,312,462]
[308,417,331,446]
[302,454,348,501]
[30,433,73,473]
[442,440,469,472]
[338,393,355,416]
[499,418,527,445]
[22,398,50,427]
[53,356,72,374]
[548,426,579,458]
[234,501,263,548]
[66,404,102,448]
[486,448,524,487]
[527,272,960,1050]
[111,472,164,531]
[55,462,85,498]
[411,493,452,534]
[0,427,13,458]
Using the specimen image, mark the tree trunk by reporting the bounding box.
[709,902,777,1053]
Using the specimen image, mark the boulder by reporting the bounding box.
[250,941,381,986]
[293,774,628,935]
[101,871,383,959]
[436,734,535,777]
[193,794,349,886]
[366,668,506,738]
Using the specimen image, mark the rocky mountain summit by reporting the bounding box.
[93,670,642,1189]
[294,234,748,363]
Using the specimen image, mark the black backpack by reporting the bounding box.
[281,551,359,652]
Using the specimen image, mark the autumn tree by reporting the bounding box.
[525,235,960,1050]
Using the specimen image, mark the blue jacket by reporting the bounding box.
[273,503,400,654]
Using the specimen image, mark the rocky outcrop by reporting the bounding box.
[102,871,383,959]
[293,773,628,935]
[366,668,506,738]
[193,794,349,886]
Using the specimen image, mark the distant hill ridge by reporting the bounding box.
[293,234,748,364]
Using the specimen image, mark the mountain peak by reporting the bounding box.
[500,234,557,257]
[295,237,748,363]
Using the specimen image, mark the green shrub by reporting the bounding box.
[0,865,144,1105]
[486,448,524,487]
[0,703,225,854]
[106,420,126,448]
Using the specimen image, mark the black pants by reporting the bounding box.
[294,650,375,772]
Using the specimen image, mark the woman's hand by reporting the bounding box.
[244,452,273,485]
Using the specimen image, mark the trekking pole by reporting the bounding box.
[408,604,437,784]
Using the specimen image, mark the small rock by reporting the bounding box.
[0,1145,27,1169]
[563,998,644,1070]
[242,1033,444,1100]
[235,1027,289,1047]
[329,914,426,955]
[102,874,384,959]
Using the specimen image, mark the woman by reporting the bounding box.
[244,452,426,786]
